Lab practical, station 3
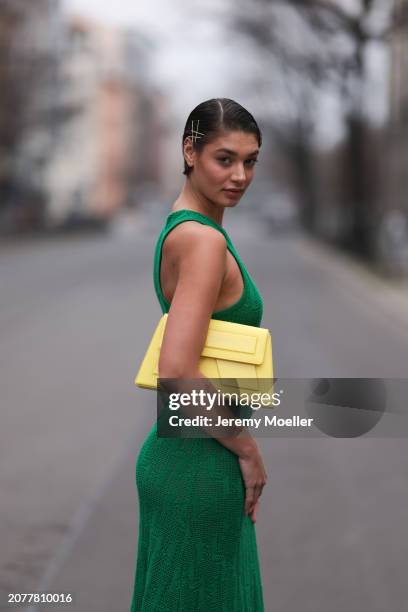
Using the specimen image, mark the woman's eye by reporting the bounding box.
[218,158,258,165]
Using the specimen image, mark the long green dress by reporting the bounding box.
[130,209,265,611]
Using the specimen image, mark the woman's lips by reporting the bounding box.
[224,189,244,195]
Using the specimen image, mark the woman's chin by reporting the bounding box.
[220,194,242,206]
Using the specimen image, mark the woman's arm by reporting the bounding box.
[158,222,267,519]
[158,222,227,379]
[159,221,255,456]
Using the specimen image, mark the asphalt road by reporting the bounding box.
[1,209,408,612]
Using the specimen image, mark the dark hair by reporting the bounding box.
[181,98,262,176]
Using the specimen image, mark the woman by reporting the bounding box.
[130,98,268,611]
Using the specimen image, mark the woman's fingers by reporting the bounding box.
[250,499,260,523]
[238,452,267,518]
[244,486,255,515]
[245,482,265,516]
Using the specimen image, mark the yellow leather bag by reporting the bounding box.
[135,314,274,407]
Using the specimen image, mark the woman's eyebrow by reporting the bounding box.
[215,147,259,156]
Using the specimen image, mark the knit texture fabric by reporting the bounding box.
[130,210,265,611]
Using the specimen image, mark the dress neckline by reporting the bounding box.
[167,209,225,231]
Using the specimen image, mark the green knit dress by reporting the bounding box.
[130,210,265,612]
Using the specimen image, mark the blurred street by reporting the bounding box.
[1,211,408,611]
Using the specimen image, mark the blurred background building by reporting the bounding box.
[0,0,166,233]
[0,0,64,231]
[43,14,166,230]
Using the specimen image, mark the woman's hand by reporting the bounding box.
[238,445,268,523]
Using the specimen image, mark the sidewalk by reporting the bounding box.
[293,231,408,339]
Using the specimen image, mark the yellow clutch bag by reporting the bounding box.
[135,314,274,407]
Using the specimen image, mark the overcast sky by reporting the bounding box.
[65,0,184,33]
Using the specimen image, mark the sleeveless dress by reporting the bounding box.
[130,209,265,612]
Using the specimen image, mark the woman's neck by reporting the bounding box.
[172,179,224,227]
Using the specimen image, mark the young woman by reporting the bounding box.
[130,98,268,611]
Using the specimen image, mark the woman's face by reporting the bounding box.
[185,130,260,208]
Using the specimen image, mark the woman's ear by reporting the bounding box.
[183,136,195,168]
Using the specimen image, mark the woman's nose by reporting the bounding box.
[231,164,246,182]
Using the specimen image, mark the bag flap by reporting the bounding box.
[201,326,269,365]
[157,314,269,365]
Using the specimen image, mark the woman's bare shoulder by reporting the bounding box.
[165,220,226,259]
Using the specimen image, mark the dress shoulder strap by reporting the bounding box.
[165,209,227,235]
